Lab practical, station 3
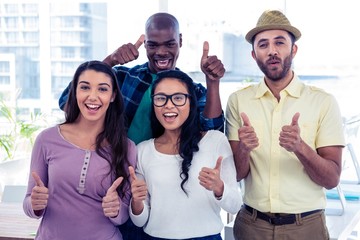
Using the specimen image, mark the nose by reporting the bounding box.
[88,89,98,100]
[156,44,168,55]
[164,97,175,108]
[268,43,278,56]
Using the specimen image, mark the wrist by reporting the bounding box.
[103,55,113,67]
[131,200,144,215]
[213,182,224,200]
[214,193,223,200]
[205,78,220,89]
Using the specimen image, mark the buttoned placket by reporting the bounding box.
[77,150,91,194]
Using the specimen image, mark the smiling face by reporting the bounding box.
[145,28,181,73]
[152,77,190,133]
[144,13,182,73]
[76,69,115,123]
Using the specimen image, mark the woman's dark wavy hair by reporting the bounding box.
[63,60,130,198]
[151,70,202,195]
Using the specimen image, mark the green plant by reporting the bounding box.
[0,99,44,161]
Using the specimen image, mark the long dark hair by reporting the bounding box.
[63,60,130,198]
[151,70,202,194]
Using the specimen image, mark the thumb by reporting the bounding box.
[107,177,123,195]
[31,172,44,187]
[134,34,145,49]
[240,112,251,127]
[291,112,300,126]
[214,156,223,170]
[128,166,137,183]
[202,41,209,60]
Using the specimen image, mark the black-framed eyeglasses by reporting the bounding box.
[152,93,190,107]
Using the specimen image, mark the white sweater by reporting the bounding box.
[130,130,242,239]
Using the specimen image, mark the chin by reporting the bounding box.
[156,66,172,71]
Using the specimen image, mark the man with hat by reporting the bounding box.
[225,10,345,240]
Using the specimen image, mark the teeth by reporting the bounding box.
[164,113,177,117]
[86,104,100,109]
[157,60,169,67]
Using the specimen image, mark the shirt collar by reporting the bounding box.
[133,62,151,73]
[136,62,181,74]
[255,73,302,99]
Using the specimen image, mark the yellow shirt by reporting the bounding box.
[225,75,345,213]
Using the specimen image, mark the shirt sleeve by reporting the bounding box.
[58,82,71,110]
[108,196,130,225]
[225,92,241,141]
[316,94,346,148]
[129,200,150,227]
[194,82,225,132]
[23,131,48,219]
[215,133,242,214]
[128,148,150,227]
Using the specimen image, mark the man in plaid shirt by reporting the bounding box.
[59,13,225,144]
[58,12,226,240]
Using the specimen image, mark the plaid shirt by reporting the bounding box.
[58,62,224,131]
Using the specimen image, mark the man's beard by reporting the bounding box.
[256,54,293,81]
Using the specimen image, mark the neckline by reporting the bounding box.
[151,131,210,156]
[57,125,97,152]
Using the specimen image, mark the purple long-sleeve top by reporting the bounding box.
[23,125,137,240]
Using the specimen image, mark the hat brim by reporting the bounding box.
[245,25,301,43]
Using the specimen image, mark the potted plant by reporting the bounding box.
[0,99,44,162]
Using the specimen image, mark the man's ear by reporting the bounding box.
[179,33,183,48]
[251,50,256,60]
[292,44,298,58]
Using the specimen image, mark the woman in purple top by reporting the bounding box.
[23,60,137,240]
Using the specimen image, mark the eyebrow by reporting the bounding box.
[274,35,287,41]
[154,92,188,95]
[78,80,90,84]
[78,80,111,87]
[257,35,287,45]
[146,39,176,45]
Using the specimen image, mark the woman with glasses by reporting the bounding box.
[128,69,242,240]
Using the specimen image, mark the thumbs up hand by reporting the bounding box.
[31,172,49,211]
[129,166,147,215]
[198,156,224,198]
[200,41,225,82]
[238,112,259,153]
[102,177,123,218]
[104,34,145,66]
[279,112,301,152]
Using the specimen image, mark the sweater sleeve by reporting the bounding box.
[129,142,150,227]
[215,133,242,214]
[129,200,150,227]
[58,82,71,110]
[108,196,130,226]
[23,130,48,219]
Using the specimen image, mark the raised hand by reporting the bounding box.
[103,34,145,66]
[238,112,259,152]
[198,156,224,198]
[31,172,49,212]
[129,166,147,215]
[200,41,225,82]
[102,177,123,218]
[279,112,301,152]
